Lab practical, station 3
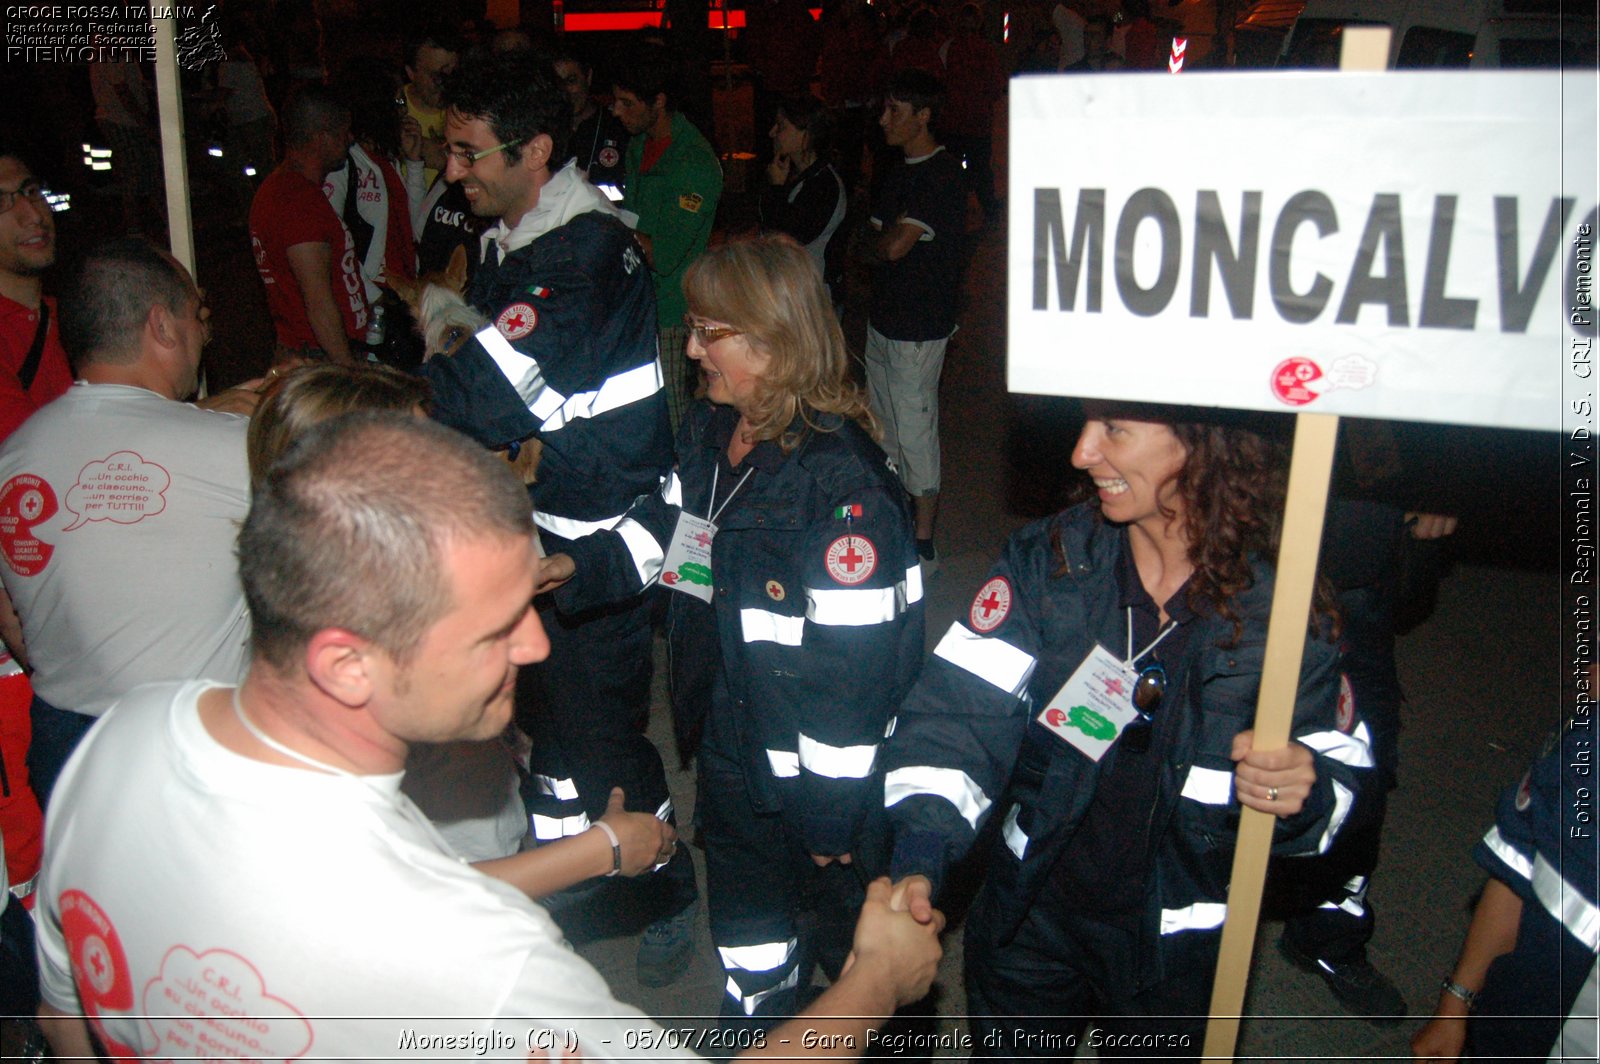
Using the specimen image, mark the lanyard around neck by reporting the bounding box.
[707,462,755,525]
[1125,608,1177,668]
[230,687,456,852]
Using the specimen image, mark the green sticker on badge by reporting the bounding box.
[1066,705,1116,741]
[677,562,713,586]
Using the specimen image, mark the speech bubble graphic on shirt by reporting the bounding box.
[62,451,172,532]
[142,946,313,1061]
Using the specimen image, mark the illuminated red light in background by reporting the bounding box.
[560,7,820,31]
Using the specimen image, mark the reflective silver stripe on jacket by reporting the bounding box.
[1532,851,1600,952]
[474,325,549,408]
[475,326,664,432]
[719,940,800,1015]
[885,765,991,830]
[1298,720,1376,769]
[661,469,684,507]
[1001,803,1028,859]
[1482,824,1535,881]
[932,624,1036,697]
[531,811,591,840]
[767,749,800,778]
[807,580,916,626]
[615,517,665,586]
[535,509,629,540]
[1159,901,1228,935]
[798,734,878,779]
[742,608,805,647]
[1179,765,1234,806]
[1315,779,1355,854]
[532,774,579,801]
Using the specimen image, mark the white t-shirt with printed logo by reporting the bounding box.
[0,383,251,716]
[36,680,700,1061]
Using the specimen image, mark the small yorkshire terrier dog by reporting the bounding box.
[390,246,542,484]
[389,246,485,361]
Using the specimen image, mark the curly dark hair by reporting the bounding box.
[441,51,570,171]
[1056,404,1336,642]
[1166,416,1290,636]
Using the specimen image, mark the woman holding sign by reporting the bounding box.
[881,404,1373,1057]
[540,234,924,1025]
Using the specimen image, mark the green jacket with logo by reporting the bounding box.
[622,111,723,328]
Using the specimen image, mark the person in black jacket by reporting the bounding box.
[416,52,695,987]
[882,403,1373,1060]
[759,95,848,312]
[541,234,925,1028]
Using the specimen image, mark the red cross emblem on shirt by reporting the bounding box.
[495,302,539,340]
[824,534,877,585]
[968,576,1013,633]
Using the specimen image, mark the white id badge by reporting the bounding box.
[660,512,716,602]
[1034,644,1142,762]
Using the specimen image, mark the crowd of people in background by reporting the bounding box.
[0,2,1592,1061]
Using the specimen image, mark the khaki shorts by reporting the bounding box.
[864,324,950,497]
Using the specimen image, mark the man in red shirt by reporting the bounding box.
[0,153,72,442]
[249,87,368,367]
[0,148,62,1025]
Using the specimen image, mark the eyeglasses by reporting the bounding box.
[683,315,742,346]
[444,139,524,168]
[1121,661,1167,754]
[0,180,47,215]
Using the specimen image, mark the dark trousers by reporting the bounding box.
[964,878,1209,1062]
[26,695,96,813]
[517,591,696,931]
[1275,582,1401,962]
[699,737,866,1027]
[0,898,38,1016]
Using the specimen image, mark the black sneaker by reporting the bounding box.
[637,901,697,988]
[1278,934,1407,1024]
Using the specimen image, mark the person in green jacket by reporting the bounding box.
[613,43,724,430]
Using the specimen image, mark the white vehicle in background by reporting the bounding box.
[1278,0,1597,69]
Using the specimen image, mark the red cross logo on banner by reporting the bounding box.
[969,576,1013,633]
[496,302,539,341]
[824,534,877,585]
[1270,356,1322,407]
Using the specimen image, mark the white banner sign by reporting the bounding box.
[1008,71,1598,431]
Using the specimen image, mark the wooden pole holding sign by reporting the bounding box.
[1200,26,1391,1061]
[152,11,195,278]
[1199,412,1339,1057]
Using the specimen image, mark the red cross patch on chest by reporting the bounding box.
[969,576,1013,633]
[824,535,877,585]
[495,303,538,340]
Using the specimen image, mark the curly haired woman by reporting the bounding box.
[881,402,1375,1060]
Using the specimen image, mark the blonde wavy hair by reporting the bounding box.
[683,234,876,451]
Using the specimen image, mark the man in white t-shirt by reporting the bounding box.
[34,413,945,1060]
[0,238,260,807]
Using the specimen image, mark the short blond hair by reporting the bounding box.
[683,234,875,450]
[247,364,432,486]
